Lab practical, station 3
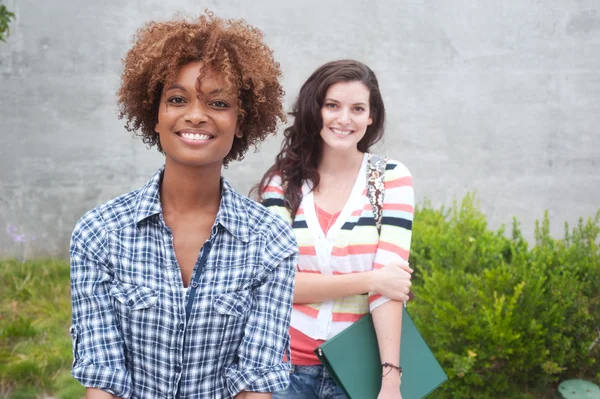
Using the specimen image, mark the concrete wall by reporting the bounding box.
[1,0,599,258]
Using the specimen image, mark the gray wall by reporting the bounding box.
[1,0,599,258]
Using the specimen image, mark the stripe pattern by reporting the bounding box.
[263,153,414,342]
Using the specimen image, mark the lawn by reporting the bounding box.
[0,259,85,399]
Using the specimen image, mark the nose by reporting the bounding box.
[185,101,208,125]
[336,108,351,125]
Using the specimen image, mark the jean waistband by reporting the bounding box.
[291,364,336,379]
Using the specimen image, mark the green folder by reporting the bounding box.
[314,307,447,399]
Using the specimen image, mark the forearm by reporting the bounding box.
[293,271,373,304]
[372,300,403,390]
[86,388,119,399]
[228,248,295,395]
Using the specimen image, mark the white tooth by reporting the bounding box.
[333,128,350,135]
[193,133,200,140]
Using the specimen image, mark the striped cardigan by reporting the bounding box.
[263,152,414,340]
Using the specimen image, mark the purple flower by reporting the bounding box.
[13,234,26,243]
[6,224,27,244]
[6,224,17,235]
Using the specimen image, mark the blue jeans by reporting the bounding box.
[274,365,348,399]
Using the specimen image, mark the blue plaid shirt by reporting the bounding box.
[70,167,298,399]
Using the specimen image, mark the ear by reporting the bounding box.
[154,123,160,134]
[235,125,243,139]
[368,115,373,126]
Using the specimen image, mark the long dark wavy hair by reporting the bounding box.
[254,59,386,219]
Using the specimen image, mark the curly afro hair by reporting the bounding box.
[117,11,286,165]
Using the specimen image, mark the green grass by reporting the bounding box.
[0,259,85,399]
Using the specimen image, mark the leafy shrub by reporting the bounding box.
[409,194,600,398]
[1,196,598,398]
[0,5,15,43]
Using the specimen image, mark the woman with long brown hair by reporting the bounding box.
[255,60,414,399]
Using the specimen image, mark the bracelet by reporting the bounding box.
[382,362,402,377]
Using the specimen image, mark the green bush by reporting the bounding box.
[0,4,16,43]
[1,196,598,398]
[409,194,600,398]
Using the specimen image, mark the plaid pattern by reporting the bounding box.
[70,167,298,399]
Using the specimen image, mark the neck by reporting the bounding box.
[160,159,222,214]
[318,146,365,176]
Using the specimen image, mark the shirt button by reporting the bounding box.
[191,282,198,288]
[128,300,134,306]
[174,365,182,373]
[178,322,185,331]
[236,305,244,313]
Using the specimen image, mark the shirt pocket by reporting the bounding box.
[212,289,254,359]
[213,289,253,317]
[108,281,159,354]
[109,281,159,310]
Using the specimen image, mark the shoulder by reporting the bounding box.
[382,158,412,179]
[377,158,413,192]
[71,189,141,242]
[237,193,295,241]
[260,174,285,199]
[256,174,293,222]
[376,158,414,207]
[234,193,298,268]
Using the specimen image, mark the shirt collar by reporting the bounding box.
[134,166,250,242]
[134,167,164,225]
[215,178,250,242]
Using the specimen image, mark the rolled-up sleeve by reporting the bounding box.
[70,210,132,398]
[224,225,298,396]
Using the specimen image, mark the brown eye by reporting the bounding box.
[211,101,230,108]
[167,96,186,105]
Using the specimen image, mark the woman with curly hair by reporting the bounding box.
[70,13,297,399]
[255,60,415,399]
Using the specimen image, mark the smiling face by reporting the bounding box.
[319,81,373,154]
[154,61,242,169]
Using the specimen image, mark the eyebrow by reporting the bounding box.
[325,98,368,106]
[209,87,230,95]
[165,83,187,93]
[164,84,233,97]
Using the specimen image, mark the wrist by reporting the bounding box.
[381,371,401,386]
[381,362,402,384]
[366,270,377,293]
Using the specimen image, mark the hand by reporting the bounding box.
[235,392,272,399]
[377,372,402,399]
[86,388,119,399]
[370,262,412,301]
